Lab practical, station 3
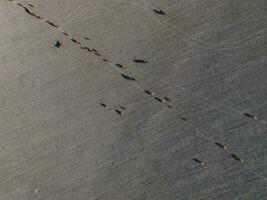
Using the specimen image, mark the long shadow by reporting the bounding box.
[214,142,224,149]
[243,113,257,120]
[81,46,90,50]
[100,103,112,111]
[71,38,81,44]
[115,109,122,115]
[231,154,242,162]
[163,96,171,102]
[81,46,93,52]
[134,59,148,64]
[153,9,166,15]
[23,6,42,19]
[120,106,126,110]
[115,109,126,116]
[154,97,165,103]
[117,63,128,69]
[193,158,202,164]
[92,48,99,53]
[144,90,156,96]
[17,3,24,7]
[45,21,58,28]
[180,116,187,121]
[121,74,136,81]
[116,63,123,68]
[166,104,173,109]
[100,103,107,108]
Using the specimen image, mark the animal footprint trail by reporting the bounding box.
[13,1,263,178]
[139,1,266,125]
[213,141,266,179]
[173,85,266,125]
[132,58,264,126]
[142,11,265,124]
[9,0,266,182]
[63,6,266,181]
[14,1,96,55]
[9,0,266,128]
[143,86,262,179]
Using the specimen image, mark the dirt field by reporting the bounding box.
[0,0,266,199]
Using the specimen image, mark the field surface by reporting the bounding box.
[0,0,266,199]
